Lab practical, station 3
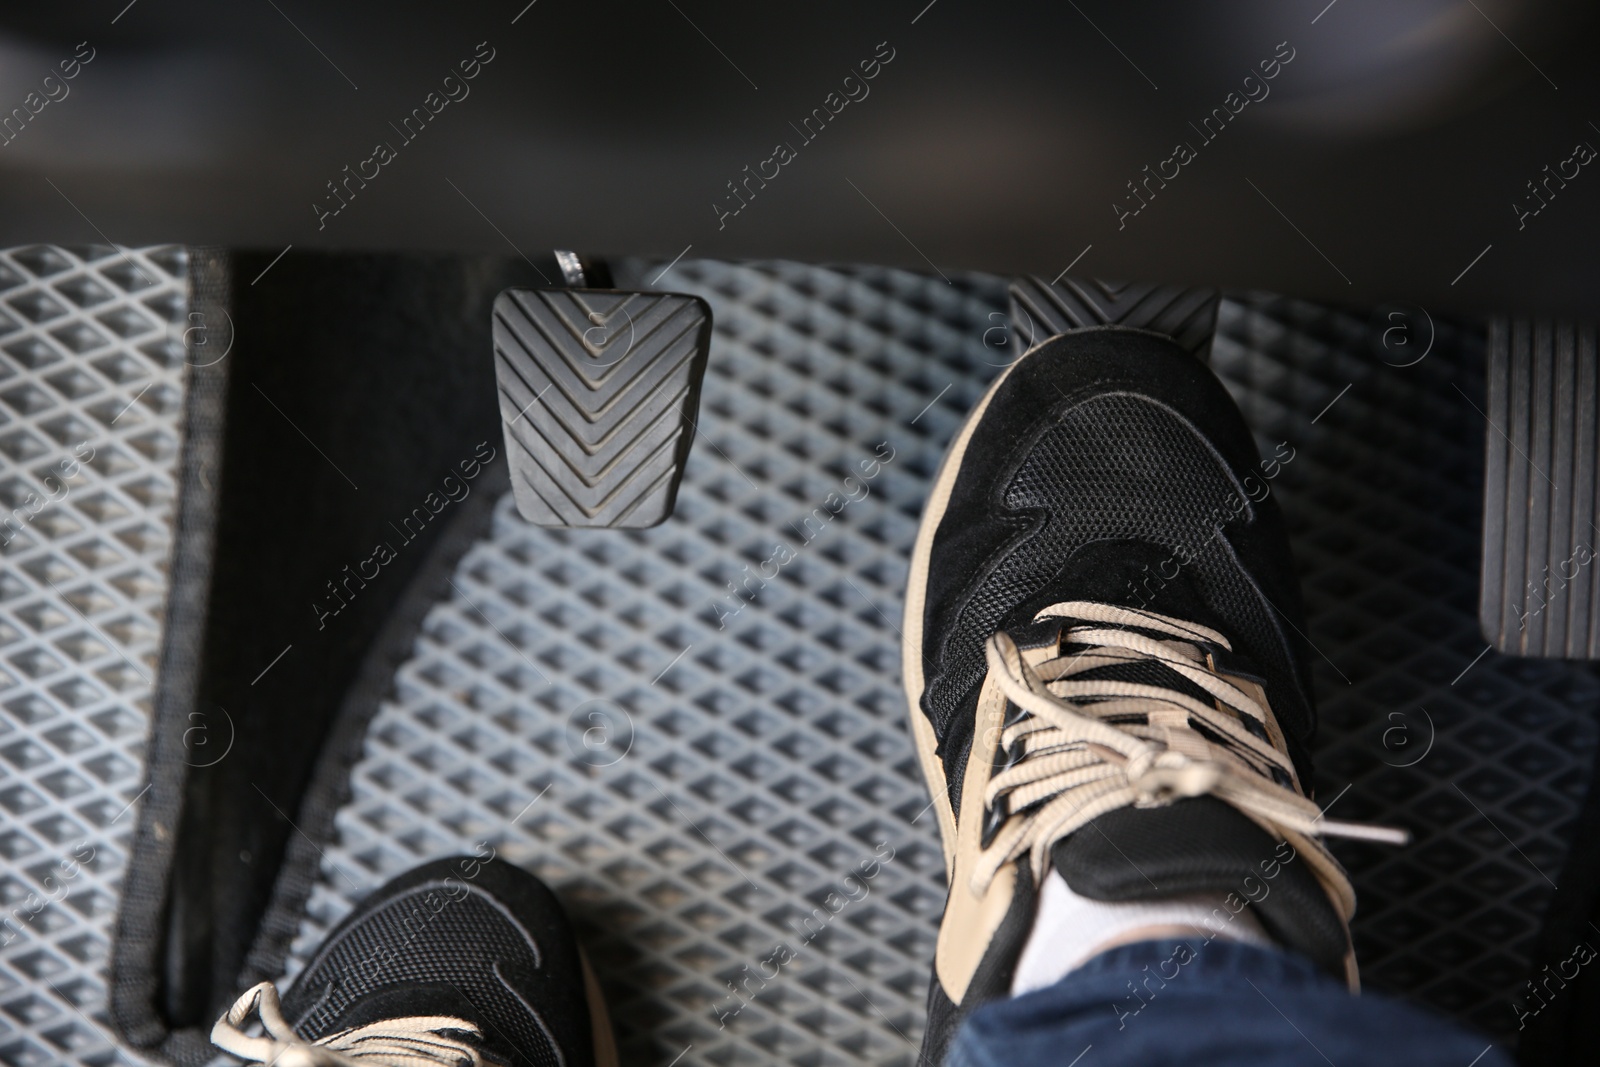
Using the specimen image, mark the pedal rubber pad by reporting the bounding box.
[492,288,712,528]
[1009,276,1220,360]
[1480,318,1600,658]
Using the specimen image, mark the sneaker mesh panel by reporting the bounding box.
[289,886,561,1067]
[929,394,1298,745]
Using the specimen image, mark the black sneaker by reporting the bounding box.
[902,326,1402,1062]
[210,856,615,1067]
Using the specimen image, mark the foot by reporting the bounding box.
[902,326,1397,1061]
[210,856,615,1067]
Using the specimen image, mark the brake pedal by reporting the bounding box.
[1009,275,1220,360]
[492,257,712,528]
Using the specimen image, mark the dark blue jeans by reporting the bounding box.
[950,940,1511,1067]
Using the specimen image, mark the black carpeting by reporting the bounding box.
[111,252,551,1064]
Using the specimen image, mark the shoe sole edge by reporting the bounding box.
[901,337,1054,881]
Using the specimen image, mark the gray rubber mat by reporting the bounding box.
[283,262,994,1067]
[1212,295,1598,1044]
[2,247,1585,1063]
[282,262,1598,1061]
[0,244,188,1067]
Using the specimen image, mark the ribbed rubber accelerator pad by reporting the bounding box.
[492,288,712,528]
[1010,275,1219,359]
[1480,318,1600,659]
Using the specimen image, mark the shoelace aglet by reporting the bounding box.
[1316,818,1410,846]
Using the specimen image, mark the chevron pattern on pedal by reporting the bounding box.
[493,288,711,528]
[1010,275,1219,360]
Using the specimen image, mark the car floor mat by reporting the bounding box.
[107,250,547,1065]
[273,262,1599,1065]
[6,253,1596,1066]
[0,243,193,1067]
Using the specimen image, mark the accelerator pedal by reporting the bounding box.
[1480,318,1600,659]
[1010,275,1220,360]
[493,254,712,528]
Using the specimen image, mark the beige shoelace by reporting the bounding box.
[971,601,1407,916]
[212,981,485,1067]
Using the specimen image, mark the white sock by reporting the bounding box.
[1010,869,1273,996]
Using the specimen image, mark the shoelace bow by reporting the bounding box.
[212,982,485,1067]
[971,601,1407,917]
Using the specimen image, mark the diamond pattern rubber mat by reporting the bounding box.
[1211,295,1598,1046]
[284,262,997,1067]
[281,262,1598,1062]
[0,248,1584,1063]
[0,245,188,1067]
